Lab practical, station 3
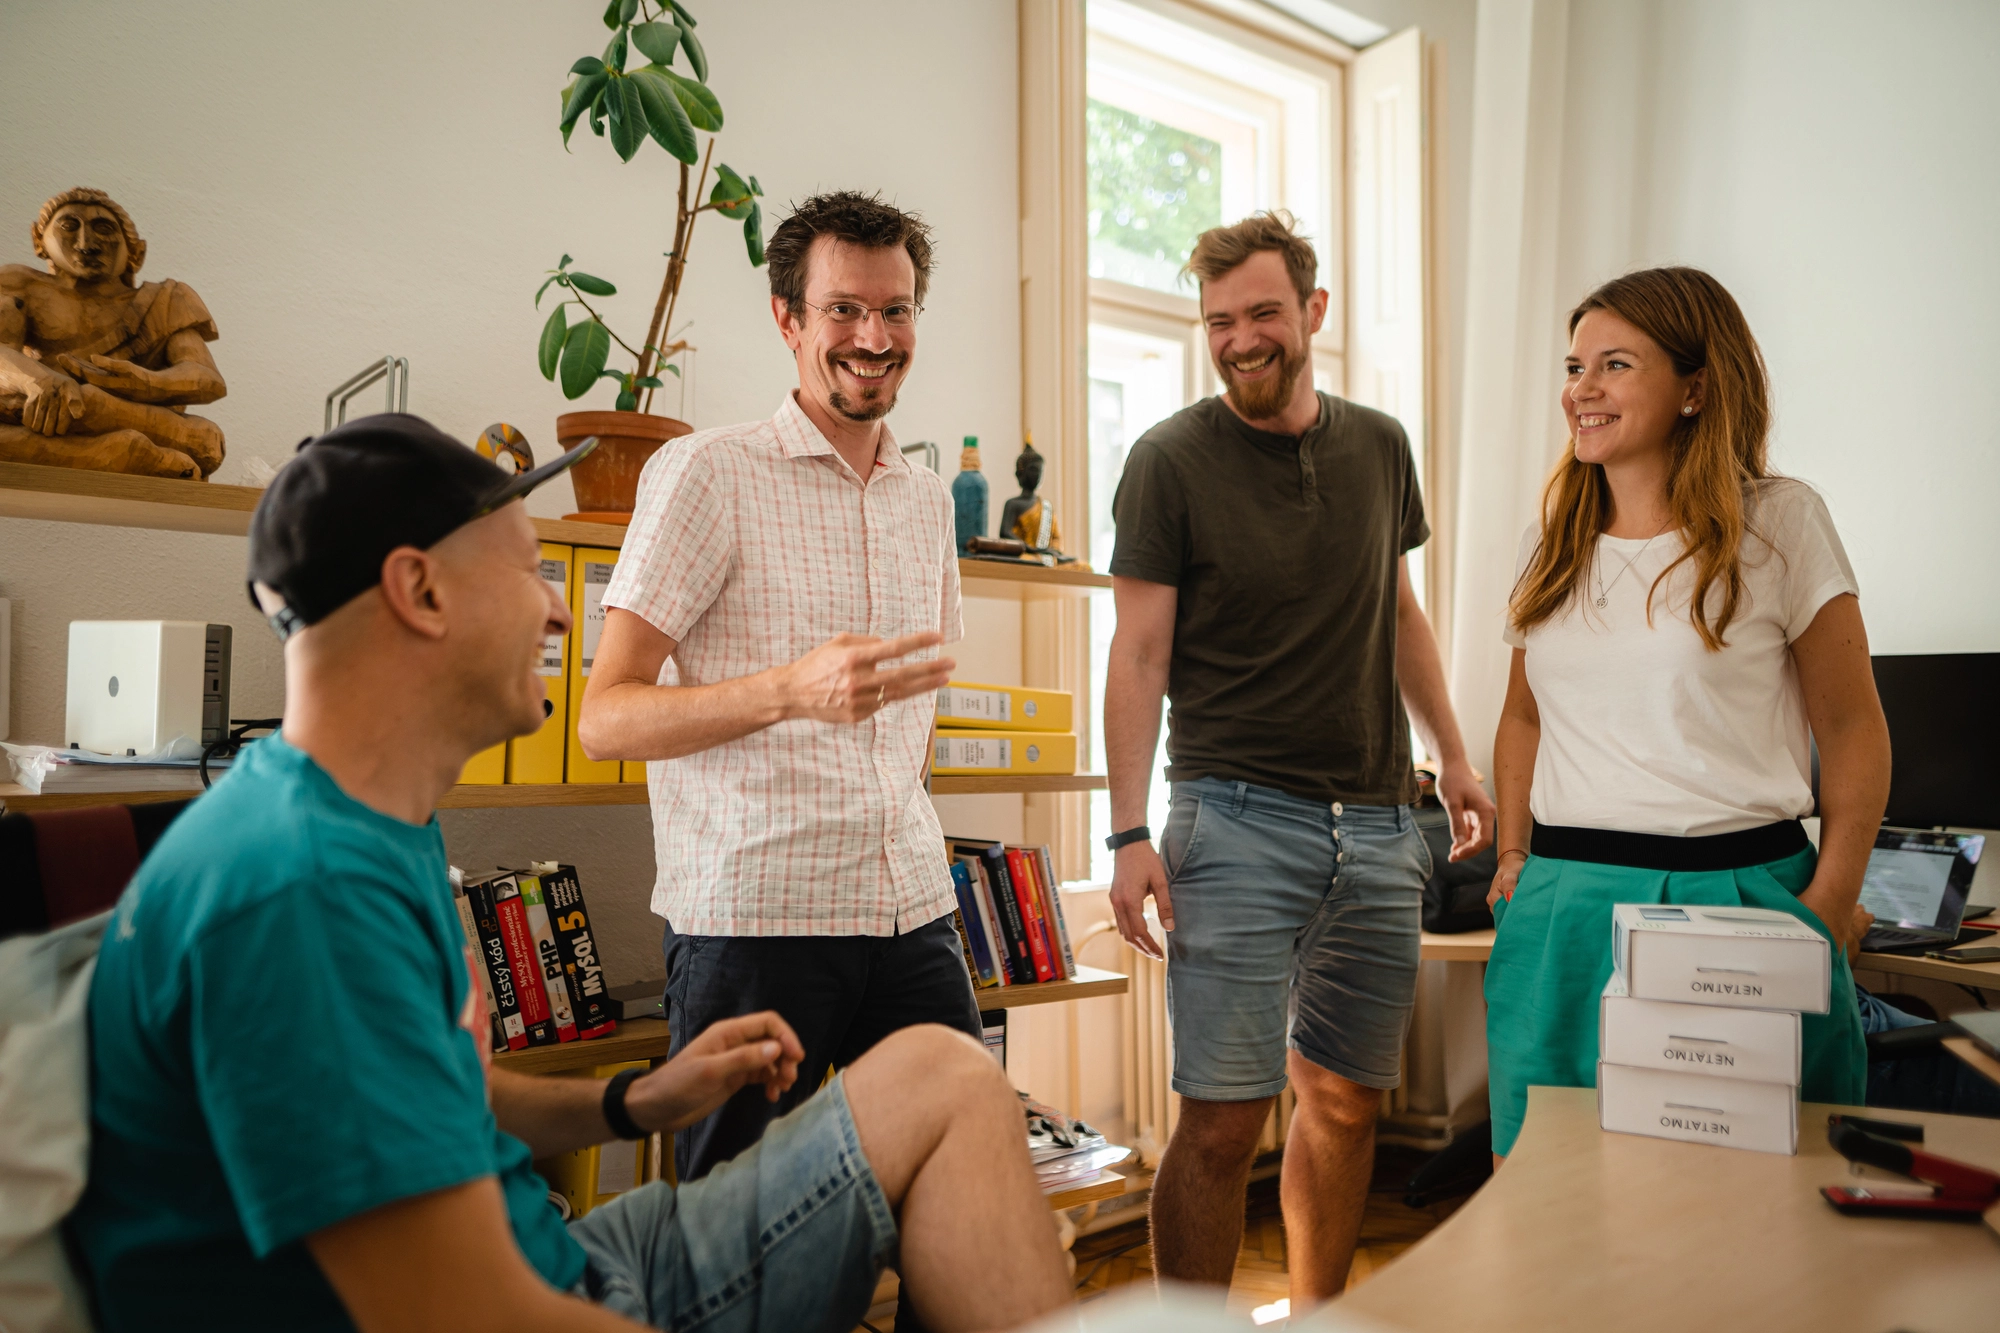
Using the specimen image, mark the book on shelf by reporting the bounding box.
[460,871,529,1052]
[944,837,1078,990]
[518,870,580,1044]
[450,868,506,1053]
[533,861,619,1039]
[491,871,559,1047]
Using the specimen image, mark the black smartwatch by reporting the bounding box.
[1104,825,1151,852]
[602,1066,647,1141]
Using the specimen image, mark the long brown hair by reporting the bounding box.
[1509,266,1773,651]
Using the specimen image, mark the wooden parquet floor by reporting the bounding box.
[858,1147,1468,1329]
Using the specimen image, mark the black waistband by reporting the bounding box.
[1529,820,1810,873]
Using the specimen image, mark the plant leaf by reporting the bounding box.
[597,368,628,383]
[602,0,623,29]
[560,254,573,269]
[615,388,639,412]
[658,67,723,131]
[538,305,568,379]
[560,71,608,135]
[663,363,681,378]
[634,375,665,389]
[618,0,638,22]
[743,201,765,266]
[630,20,679,66]
[679,22,708,81]
[710,163,754,219]
[590,95,606,136]
[748,174,763,195]
[570,56,606,77]
[567,270,617,296]
[534,274,564,306]
[606,76,647,161]
[603,26,628,74]
[668,0,697,28]
[560,319,613,399]
[632,67,698,163]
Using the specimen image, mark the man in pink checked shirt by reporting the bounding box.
[580,191,982,1187]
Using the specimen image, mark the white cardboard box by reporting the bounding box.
[1598,1061,1799,1155]
[1600,973,1801,1085]
[1612,902,1830,1014]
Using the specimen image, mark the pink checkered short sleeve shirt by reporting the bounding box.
[603,393,963,936]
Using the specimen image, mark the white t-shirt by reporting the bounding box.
[1503,479,1859,836]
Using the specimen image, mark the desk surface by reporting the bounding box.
[1335,1086,2000,1333]
[1418,928,2000,991]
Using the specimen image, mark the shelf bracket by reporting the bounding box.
[324,356,410,432]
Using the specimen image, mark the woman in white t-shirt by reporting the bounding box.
[1482,266,1890,1159]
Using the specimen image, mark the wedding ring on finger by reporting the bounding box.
[875,685,886,708]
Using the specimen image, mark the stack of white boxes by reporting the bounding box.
[1598,903,1833,1155]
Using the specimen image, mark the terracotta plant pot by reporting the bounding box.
[556,410,692,515]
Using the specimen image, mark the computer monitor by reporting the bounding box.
[1871,653,2000,830]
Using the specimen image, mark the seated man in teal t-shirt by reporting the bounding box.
[68,415,1070,1333]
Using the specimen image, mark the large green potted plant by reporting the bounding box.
[537,0,765,515]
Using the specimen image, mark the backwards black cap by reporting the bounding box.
[247,413,597,639]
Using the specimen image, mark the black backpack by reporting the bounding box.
[1413,803,1497,934]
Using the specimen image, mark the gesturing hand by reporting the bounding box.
[1109,840,1173,961]
[1436,760,1497,862]
[624,1011,806,1136]
[781,631,954,724]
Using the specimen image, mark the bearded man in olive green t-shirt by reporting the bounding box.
[1102,212,1495,1312]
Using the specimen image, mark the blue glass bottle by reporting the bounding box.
[952,436,988,555]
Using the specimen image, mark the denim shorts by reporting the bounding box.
[1161,776,1430,1100]
[569,1073,897,1331]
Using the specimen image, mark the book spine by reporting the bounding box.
[948,905,982,986]
[1038,846,1078,979]
[1019,846,1065,981]
[950,861,998,987]
[968,858,1008,986]
[977,848,1031,984]
[453,877,507,1053]
[493,874,557,1046]
[1006,848,1056,983]
[542,864,618,1038]
[519,874,580,1043]
[465,876,529,1051]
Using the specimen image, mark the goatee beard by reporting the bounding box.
[826,350,901,422]
[1224,344,1305,420]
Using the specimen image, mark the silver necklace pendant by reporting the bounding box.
[1595,595,1608,608]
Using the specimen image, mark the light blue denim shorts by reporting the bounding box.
[1162,776,1430,1100]
[569,1073,898,1331]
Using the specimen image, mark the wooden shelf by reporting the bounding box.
[974,964,1127,1009]
[1046,1166,1130,1211]
[0,464,1107,601]
[930,773,1107,796]
[491,1017,674,1076]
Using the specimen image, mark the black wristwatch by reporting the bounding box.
[1105,825,1151,852]
[602,1066,647,1141]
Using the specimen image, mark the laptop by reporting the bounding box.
[1858,827,1986,954]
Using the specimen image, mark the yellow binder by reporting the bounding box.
[622,761,646,784]
[566,546,622,784]
[534,1061,655,1216]
[936,681,1074,733]
[932,729,1077,775]
[507,543,574,784]
[460,742,505,785]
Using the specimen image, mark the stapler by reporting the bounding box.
[1820,1118,2000,1220]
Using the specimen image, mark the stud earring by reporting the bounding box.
[1682,406,1694,415]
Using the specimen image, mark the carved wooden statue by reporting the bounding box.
[1001,436,1065,557]
[0,187,226,479]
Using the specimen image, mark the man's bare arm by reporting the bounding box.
[309,1178,645,1333]
[1393,558,1496,859]
[578,609,955,762]
[1104,576,1177,958]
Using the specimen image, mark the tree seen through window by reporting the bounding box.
[1086,98,1223,294]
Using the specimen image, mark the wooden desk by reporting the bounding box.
[1335,1086,2000,1333]
[1944,1036,2000,1089]
[1419,928,2000,995]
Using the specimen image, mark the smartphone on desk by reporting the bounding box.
[1923,946,2000,963]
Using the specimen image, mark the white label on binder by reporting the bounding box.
[536,557,568,677]
[936,735,1011,770]
[940,685,1011,723]
[580,560,614,676]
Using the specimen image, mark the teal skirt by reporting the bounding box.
[1483,846,1866,1156]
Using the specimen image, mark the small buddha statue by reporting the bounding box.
[999,435,1068,561]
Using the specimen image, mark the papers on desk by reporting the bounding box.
[2,741,227,795]
[1600,906,1830,1155]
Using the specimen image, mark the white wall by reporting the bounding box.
[0,0,1023,984]
[1557,0,2000,657]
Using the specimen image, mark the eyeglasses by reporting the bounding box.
[802,298,923,327]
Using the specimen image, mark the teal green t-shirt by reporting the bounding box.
[70,734,586,1329]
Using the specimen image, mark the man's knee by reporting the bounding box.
[1170,1095,1273,1160]
[868,1024,1005,1095]
[1289,1055,1384,1137]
